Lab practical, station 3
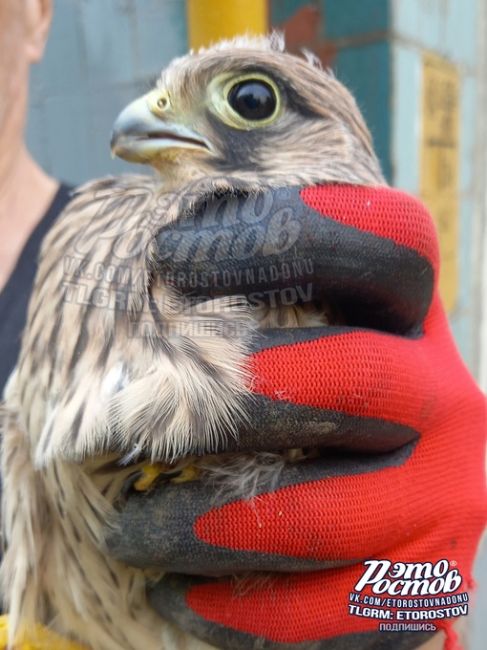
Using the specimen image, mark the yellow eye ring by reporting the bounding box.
[210,73,282,130]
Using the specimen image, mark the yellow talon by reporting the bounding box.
[133,462,200,492]
[133,463,170,491]
[170,465,200,484]
[0,615,87,649]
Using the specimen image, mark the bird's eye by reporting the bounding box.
[209,73,281,129]
[227,80,277,121]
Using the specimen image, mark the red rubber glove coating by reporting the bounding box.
[184,186,487,648]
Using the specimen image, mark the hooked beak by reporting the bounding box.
[110,94,212,163]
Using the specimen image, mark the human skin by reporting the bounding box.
[0,0,58,292]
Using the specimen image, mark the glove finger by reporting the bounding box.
[157,185,437,335]
[226,323,433,456]
[148,572,434,650]
[106,441,415,574]
[221,302,441,458]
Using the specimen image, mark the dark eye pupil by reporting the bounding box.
[228,80,277,121]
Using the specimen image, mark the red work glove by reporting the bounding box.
[106,185,487,650]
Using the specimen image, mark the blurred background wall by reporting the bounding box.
[26,1,487,646]
[27,0,188,182]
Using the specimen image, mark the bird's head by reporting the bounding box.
[111,33,384,189]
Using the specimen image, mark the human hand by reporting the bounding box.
[106,185,487,650]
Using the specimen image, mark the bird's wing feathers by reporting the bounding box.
[13,175,252,467]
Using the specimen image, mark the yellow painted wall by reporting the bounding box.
[420,54,460,313]
[187,0,268,50]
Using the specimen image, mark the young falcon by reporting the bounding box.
[0,34,384,650]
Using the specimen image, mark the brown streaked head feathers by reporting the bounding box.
[112,33,384,188]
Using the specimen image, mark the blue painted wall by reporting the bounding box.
[320,0,389,39]
[27,0,187,185]
[334,40,392,181]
